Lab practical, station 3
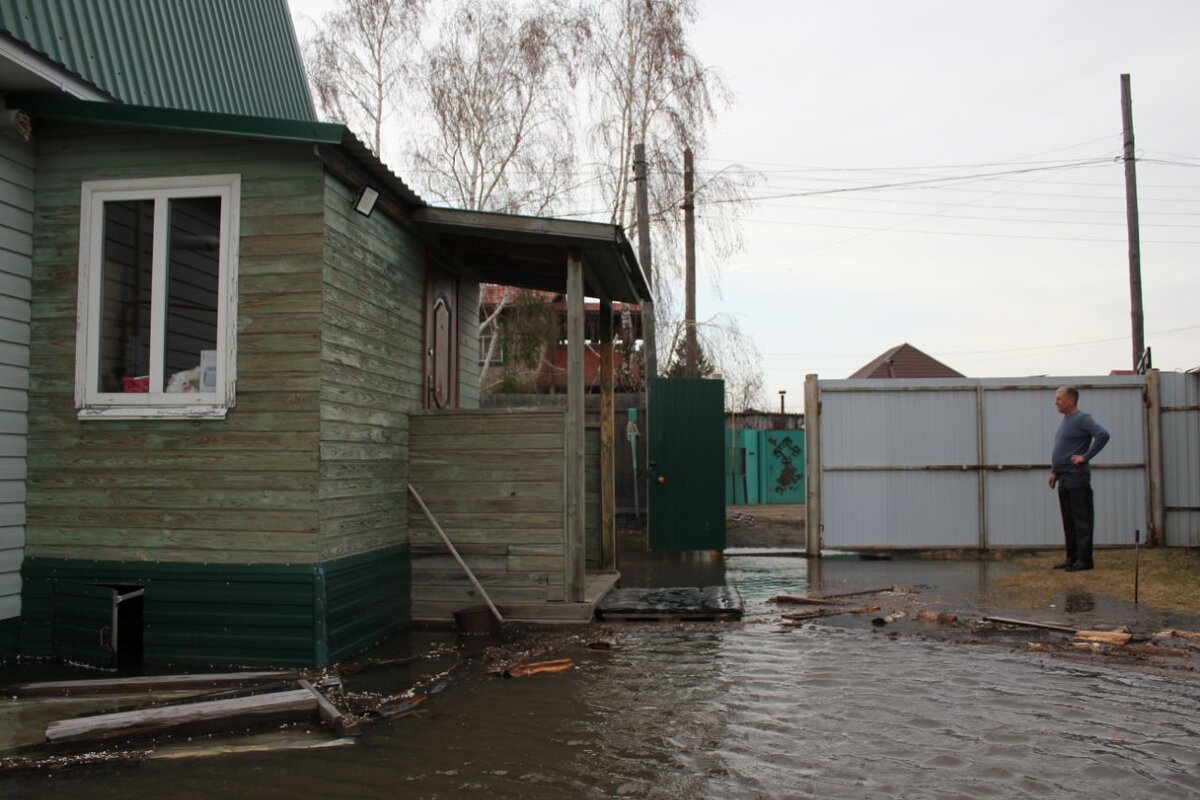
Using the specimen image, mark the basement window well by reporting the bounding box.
[74,174,240,419]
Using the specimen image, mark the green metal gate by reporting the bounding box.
[648,378,726,550]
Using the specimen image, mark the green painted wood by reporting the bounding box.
[318,174,424,562]
[648,378,727,551]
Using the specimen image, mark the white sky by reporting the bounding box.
[288,0,1200,405]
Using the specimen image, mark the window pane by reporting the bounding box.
[98,200,153,393]
[164,197,221,394]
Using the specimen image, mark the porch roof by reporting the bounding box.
[413,207,651,305]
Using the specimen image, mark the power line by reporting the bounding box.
[698,213,1200,244]
[760,324,1200,360]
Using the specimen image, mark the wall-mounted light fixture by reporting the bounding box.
[354,185,379,217]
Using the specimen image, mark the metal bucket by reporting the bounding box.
[453,604,501,636]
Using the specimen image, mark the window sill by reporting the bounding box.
[77,405,230,421]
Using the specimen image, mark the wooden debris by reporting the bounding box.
[871,610,907,627]
[504,658,573,678]
[298,679,359,736]
[1153,628,1200,641]
[917,611,958,624]
[378,694,427,718]
[44,689,318,745]
[4,670,301,699]
[770,594,850,606]
[1074,630,1133,646]
[982,616,1077,634]
[1125,644,1191,659]
[151,737,356,761]
[780,605,880,623]
[586,639,616,651]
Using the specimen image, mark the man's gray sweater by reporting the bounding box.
[1051,411,1110,489]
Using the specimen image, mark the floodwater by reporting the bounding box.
[3,554,1200,799]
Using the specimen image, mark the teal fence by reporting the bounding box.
[725,428,806,505]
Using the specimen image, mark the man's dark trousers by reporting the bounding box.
[1057,484,1094,567]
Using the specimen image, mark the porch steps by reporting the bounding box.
[595,586,744,623]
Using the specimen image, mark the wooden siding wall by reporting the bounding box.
[458,277,480,408]
[408,409,567,620]
[0,136,32,626]
[25,124,325,564]
[318,175,424,561]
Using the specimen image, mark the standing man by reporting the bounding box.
[1048,386,1110,571]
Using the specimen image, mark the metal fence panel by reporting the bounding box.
[822,387,977,467]
[1161,372,1200,546]
[823,472,978,548]
[817,375,1149,550]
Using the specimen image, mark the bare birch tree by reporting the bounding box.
[586,0,756,376]
[407,0,585,215]
[404,0,586,388]
[303,0,425,157]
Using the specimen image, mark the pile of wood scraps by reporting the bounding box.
[770,586,938,629]
[986,617,1199,660]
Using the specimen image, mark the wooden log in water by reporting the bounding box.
[1124,644,1191,658]
[982,616,1077,634]
[770,594,850,606]
[6,671,301,698]
[781,605,880,622]
[504,658,573,679]
[298,679,358,736]
[45,689,318,744]
[1074,630,1133,645]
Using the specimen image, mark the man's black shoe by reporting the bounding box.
[1065,562,1093,572]
[1052,561,1073,569]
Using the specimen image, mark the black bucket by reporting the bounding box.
[453,604,501,636]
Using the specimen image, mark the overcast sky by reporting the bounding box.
[288,1,1200,405]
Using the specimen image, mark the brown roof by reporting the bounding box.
[849,343,964,379]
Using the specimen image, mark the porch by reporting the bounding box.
[407,208,651,624]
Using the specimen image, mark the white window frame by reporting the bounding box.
[74,174,240,420]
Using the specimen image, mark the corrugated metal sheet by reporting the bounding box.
[1161,372,1200,546]
[817,376,1148,550]
[821,386,977,468]
[823,471,977,548]
[0,135,30,624]
[0,0,315,120]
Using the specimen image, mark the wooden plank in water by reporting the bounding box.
[45,689,318,744]
[6,670,302,698]
[298,679,358,736]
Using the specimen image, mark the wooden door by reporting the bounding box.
[424,265,458,409]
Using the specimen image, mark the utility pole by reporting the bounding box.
[682,148,698,377]
[633,143,657,380]
[1120,73,1145,369]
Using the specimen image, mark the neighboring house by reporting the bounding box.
[1,1,649,668]
[849,342,964,379]
[480,286,644,393]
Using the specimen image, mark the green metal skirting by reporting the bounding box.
[20,546,409,668]
[0,616,18,665]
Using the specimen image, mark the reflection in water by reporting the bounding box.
[1066,591,1096,614]
[3,557,1200,799]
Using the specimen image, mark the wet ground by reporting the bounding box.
[3,551,1200,798]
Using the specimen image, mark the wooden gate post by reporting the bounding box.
[599,297,616,571]
[804,374,821,558]
[565,250,586,601]
[1145,369,1165,546]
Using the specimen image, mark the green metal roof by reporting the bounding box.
[0,0,315,120]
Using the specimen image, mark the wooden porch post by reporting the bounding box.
[599,297,616,571]
[565,250,586,601]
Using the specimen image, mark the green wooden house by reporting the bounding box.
[1,1,649,668]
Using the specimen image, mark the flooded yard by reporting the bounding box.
[3,554,1199,798]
